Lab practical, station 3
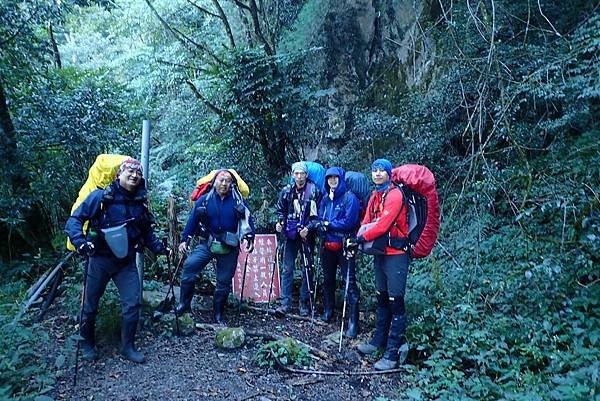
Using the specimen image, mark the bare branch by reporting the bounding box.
[248,0,274,55]
[537,0,562,37]
[232,0,251,11]
[211,0,236,48]
[186,79,224,116]
[144,0,226,66]
[47,21,62,68]
[186,0,220,18]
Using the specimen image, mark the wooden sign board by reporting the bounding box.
[232,234,280,303]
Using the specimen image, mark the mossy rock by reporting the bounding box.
[215,327,246,349]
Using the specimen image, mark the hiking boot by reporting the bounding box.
[275,305,290,317]
[374,357,398,371]
[357,343,384,355]
[120,320,145,364]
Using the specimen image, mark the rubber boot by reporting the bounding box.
[357,292,391,355]
[299,300,310,317]
[213,291,227,326]
[175,282,194,315]
[374,297,407,371]
[346,303,359,338]
[80,317,98,361]
[320,287,334,322]
[120,320,145,364]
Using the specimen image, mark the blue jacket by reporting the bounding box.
[181,188,255,242]
[318,167,361,244]
[65,180,165,257]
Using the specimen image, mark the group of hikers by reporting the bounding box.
[65,156,416,371]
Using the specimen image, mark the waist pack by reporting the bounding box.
[209,231,239,255]
[323,241,343,252]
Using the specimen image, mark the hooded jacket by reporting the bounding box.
[318,167,361,244]
[65,180,165,257]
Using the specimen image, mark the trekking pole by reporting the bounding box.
[266,239,282,316]
[163,243,180,336]
[238,253,250,314]
[73,256,90,386]
[338,261,352,352]
[299,240,315,325]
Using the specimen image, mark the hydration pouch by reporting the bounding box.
[101,223,129,258]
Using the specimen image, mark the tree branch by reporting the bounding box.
[144,0,226,66]
[47,21,62,68]
[186,0,220,18]
[248,0,273,55]
[211,0,236,48]
[185,79,224,116]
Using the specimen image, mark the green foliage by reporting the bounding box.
[255,337,311,368]
[0,283,55,400]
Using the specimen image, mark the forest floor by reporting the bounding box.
[49,294,407,401]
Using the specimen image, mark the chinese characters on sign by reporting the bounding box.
[232,234,280,303]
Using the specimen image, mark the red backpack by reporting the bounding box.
[391,164,440,258]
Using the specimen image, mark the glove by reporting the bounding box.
[162,246,173,257]
[345,236,365,249]
[318,221,329,234]
[77,241,95,256]
[243,234,255,253]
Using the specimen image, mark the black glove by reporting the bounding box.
[318,221,329,234]
[243,234,255,253]
[77,241,95,256]
[162,246,173,257]
[345,236,365,249]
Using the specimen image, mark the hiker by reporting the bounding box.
[346,158,410,371]
[274,162,322,316]
[176,169,255,325]
[317,167,361,337]
[65,158,170,364]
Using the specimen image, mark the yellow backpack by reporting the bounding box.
[66,154,130,250]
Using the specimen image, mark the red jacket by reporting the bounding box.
[360,186,408,255]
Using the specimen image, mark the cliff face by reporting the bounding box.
[280,0,436,157]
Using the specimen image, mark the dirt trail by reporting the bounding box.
[52,300,406,401]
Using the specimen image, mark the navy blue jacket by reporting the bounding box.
[65,180,165,257]
[181,189,255,242]
[318,167,361,244]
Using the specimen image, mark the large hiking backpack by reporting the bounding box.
[391,164,440,258]
[345,171,371,221]
[66,154,130,251]
[288,161,326,193]
[190,169,250,201]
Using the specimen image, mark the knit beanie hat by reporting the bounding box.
[371,159,392,177]
[291,161,308,174]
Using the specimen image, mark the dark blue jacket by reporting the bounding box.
[318,167,361,244]
[65,180,164,257]
[181,189,255,242]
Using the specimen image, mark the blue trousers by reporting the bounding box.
[374,253,410,313]
[280,238,315,308]
[82,254,140,324]
[180,241,239,299]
